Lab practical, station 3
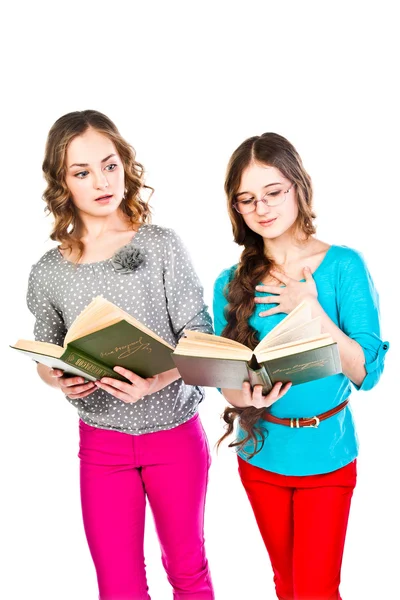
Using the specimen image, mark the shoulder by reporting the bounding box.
[27,248,62,304]
[329,245,369,273]
[138,224,184,249]
[328,246,377,298]
[138,223,178,241]
[330,244,365,262]
[28,247,62,282]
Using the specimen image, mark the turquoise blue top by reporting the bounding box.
[213,245,389,476]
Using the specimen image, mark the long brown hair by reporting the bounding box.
[219,132,316,457]
[42,110,152,258]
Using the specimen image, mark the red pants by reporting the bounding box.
[238,458,357,600]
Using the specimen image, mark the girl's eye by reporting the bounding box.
[240,198,254,205]
[75,170,89,179]
[105,163,117,172]
[267,190,280,197]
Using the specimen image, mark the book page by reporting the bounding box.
[65,296,173,349]
[256,317,322,351]
[175,333,252,361]
[11,339,64,358]
[256,334,333,363]
[65,296,117,343]
[254,300,313,353]
[182,330,249,349]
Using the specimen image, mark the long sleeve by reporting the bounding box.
[162,228,213,339]
[26,264,67,346]
[336,249,389,391]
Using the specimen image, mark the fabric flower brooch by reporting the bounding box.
[111,245,145,274]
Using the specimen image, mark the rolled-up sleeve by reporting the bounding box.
[26,265,67,346]
[337,249,389,391]
[162,228,213,339]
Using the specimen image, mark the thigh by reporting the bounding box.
[292,461,357,600]
[238,457,294,599]
[79,420,149,599]
[141,416,211,575]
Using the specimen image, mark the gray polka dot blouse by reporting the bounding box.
[26,224,213,434]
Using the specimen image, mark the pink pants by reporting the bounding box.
[78,413,214,600]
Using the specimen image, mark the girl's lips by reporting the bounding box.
[95,194,113,203]
[259,217,277,226]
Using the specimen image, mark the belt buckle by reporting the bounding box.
[304,416,320,428]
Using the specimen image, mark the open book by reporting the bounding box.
[11,296,175,382]
[172,301,342,393]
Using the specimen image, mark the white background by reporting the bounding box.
[1,1,399,599]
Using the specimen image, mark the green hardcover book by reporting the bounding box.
[11,296,175,382]
[172,300,342,392]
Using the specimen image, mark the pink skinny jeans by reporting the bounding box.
[79,413,214,600]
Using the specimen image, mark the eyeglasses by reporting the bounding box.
[233,184,294,215]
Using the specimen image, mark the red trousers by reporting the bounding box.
[238,457,357,600]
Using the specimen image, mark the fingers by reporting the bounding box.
[254,295,280,305]
[94,380,134,402]
[255,285,283,295]
[62,381,96,395]
[303,266,313,280]
[60,367,157,404]
[95,374,158,403]
[262,382,284,407]
[113,366,148,385]
[50,369,64,378]
[241,381,253,406]
[258,306,283,318]
[63,376,84,386]
[250,381,292,408]
[96,377,133,392]
[263,381,292,406]
[60,376,87,387]
[65,382,96,399]
[251,384,265,408]
[275,381,292,400]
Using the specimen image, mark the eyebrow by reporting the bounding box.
[68,154,117,169]
[236,182,284,197]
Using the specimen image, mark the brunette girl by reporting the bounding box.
[214,132,388,600]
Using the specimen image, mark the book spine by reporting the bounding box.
[258,367,273,395]
[64,346,128,382]
[247,365,273,395]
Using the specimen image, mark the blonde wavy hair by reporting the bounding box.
[42,110,153,257]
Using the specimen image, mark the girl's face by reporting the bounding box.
[235,163,298,240]
[65,128,125,218]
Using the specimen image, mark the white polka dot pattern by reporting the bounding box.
[26,225,213,434]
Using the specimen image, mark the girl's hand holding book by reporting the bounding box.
[243,380,292,408]
[50,368,97,399]
[223,381,292,409]
[94,366,180,403]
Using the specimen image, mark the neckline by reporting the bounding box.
[56,224,146,267]
[305,244,335,279]
[256,244,336,286]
